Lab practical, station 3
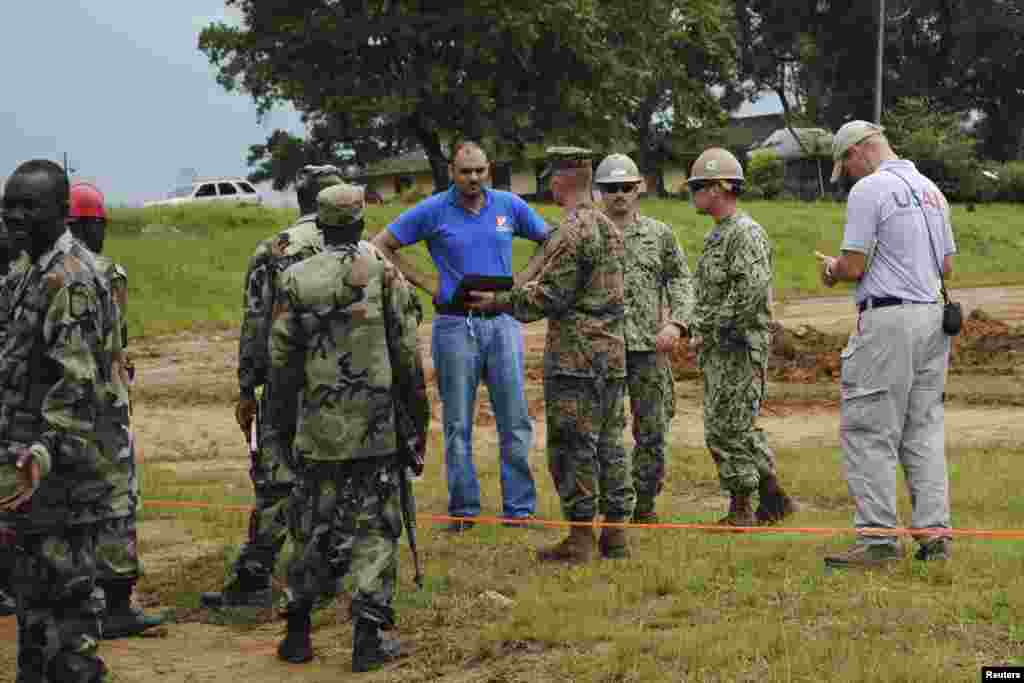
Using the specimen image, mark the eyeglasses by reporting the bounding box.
[599,182,639,194]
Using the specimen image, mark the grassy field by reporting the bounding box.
[137,437,1024,681]
[108,199,1024,338]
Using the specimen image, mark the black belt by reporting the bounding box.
[857,297,937,313]
[434,303,501,319]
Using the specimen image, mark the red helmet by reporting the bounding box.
[69,182,107,220]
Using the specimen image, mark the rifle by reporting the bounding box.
[397,464,423,589]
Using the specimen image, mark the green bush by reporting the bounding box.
[884,98,981,202]
[746,150,784,199]
[996,161,1024,201]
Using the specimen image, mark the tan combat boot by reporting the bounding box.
[537,524,597,564]
[599,525,630,559]
[755,473,797,525]
[716,492,756,527]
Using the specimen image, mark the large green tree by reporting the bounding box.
[732,0,878,132]
[200,1,617,192]
[600,0,734,194]
[733,0,1024,160]
[201,1,736,193]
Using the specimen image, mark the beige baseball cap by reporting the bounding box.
[830,120,884,183]
[317,183,365,226]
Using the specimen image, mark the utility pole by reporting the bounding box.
[874,0,885,124]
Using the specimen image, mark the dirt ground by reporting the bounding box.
[2,287,1023,682]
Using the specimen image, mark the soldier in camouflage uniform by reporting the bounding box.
[469,147,635,562]
[0,159,115,682]
[0,217,25,616]
[594,153,693,523]
[688,148,796,527]
[67,182,164,637]
[267,184,429,672]
[201,165,344,609]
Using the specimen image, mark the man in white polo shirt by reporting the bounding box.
[816,120,956,569]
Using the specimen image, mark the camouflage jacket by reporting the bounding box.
[238,214,323,399]
[692,210,773,350]
[622,213,694,351]
[500,203,626,379]
[0,231,115,527]
[92,254,135,517]
[266,241,429,464]
[0,252,31,335]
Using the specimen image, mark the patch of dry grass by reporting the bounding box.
[131,433,1024,681]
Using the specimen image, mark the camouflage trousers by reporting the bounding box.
[544,375,635,522]
[232,392,294,582]
[626,351,676,511]
[284,457,401,627]
[95,514,140,583]
[9,523,107,683]
[699,344,776,494]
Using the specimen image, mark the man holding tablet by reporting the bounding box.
[372,141,547,530]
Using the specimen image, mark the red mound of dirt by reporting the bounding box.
[664,309,1024,384]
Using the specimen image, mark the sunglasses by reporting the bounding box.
[687,180,713,193]
[600,182,639,194]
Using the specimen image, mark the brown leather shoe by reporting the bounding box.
[537,525,596,564]
[756,473,797,525]
[717,492,756,527]
[598,526,630,559]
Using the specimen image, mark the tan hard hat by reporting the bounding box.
[594,154,642,184]
[688,147,744,183]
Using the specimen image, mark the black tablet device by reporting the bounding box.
[451,274,514,307]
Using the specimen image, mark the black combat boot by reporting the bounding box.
[0,586,15,617]
[756,473,797,525]
[352,618,401,672]
[199,568,272,609]
[277,607,313,664]
[100,579,165,638]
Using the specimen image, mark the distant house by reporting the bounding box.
[750,127,835,199]
[354,147,549,201]
[353,113,794,201]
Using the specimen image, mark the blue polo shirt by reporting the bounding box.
[386,187,549,305]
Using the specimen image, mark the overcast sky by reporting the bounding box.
[2,2,781,207]
[1,1,305,206]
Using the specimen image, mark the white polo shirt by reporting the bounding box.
[841,160,957,305]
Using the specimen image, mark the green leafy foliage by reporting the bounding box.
[746,150,784,199]
[883,98,980,201]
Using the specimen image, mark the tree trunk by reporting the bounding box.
[408,112,450,193]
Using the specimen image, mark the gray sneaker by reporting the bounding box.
[915,538,952,562]
[824,542,904,569]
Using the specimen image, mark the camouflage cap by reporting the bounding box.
[317,183,365,227]
[540,146,594,178]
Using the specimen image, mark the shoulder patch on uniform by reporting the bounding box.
[68,283,92,318]
[271,233,290,258]
[62,254,84,274]
[344,254,372,288]
[44,272,65,293]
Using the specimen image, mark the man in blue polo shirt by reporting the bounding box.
[372,141,546,531]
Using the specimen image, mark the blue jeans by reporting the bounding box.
[432,313,536,519]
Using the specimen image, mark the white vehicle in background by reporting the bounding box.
[143,177,263,207]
